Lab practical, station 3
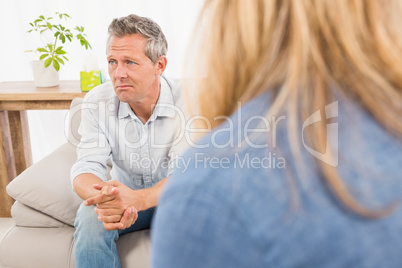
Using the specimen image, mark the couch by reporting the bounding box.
[0,98,151,268]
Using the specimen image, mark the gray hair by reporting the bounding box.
[107,14,168,63]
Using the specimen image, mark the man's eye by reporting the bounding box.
[109,60,116,65]
[128,61,135,65]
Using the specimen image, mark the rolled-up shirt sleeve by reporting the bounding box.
[70,98,111,187]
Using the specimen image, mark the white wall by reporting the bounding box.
[0,0,203,162]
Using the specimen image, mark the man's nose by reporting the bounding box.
[114,65,127,79]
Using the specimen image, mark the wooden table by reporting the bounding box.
[0,80,87,216]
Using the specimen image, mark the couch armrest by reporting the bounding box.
[6,142,83,226]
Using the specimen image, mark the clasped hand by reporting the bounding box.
[84,180,138,231]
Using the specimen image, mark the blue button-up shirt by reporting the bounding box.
[71,76,185,190]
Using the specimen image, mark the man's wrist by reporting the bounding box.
[134,188,152,212]
[133,178,165,211]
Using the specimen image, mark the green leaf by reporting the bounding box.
[34,19,42,24]
[39,15,45,20]
[44,57,52,67]
[56,49,66,55]
[55,56,65,65]
[37,48,48,53]
[39,54,49,60]
[63,56,69,61]
[60,13,70,21]
[29,22,34,27]
[53,59,60,71]
[54,31,60,37]
[47,22,52,29]
[66,35,72,42]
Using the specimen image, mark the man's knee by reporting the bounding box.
[74,203,117,240]
[75,203,99,227]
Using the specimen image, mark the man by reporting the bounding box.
[71,14,184,267]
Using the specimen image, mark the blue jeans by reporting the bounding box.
[74,203,156,268]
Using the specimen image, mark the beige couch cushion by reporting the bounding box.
[0,225,151,268]
[0,226,76,268]
[6,142,82,226]
[11,201,69,228]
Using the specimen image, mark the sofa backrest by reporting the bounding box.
[66,98,83,146]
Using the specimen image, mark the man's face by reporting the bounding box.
[107,34,164,104]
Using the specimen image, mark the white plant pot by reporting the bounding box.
[31,60,60,87]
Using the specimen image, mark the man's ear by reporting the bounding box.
[155,56,167,75]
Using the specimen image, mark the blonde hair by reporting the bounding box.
[186,0,402,216]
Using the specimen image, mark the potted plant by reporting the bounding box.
[26,12,92,87]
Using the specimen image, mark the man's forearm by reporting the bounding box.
[136,177,168,211]
[73,173,103,201]
[75,175,169,211]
